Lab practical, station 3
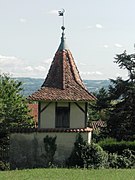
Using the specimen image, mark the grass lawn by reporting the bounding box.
[0,168,135,180]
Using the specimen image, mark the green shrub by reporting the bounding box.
[92,130,100,143]
[99,137,117,144]
[122,149,135,167]
[0,161,9,171]
[81,143,108,168]
[98,138,135,154]
[10,135,57,169]
[0,122,9,163]
[67,134,108,168]
[41,135,57,167]
[108,149,135,168]
[108,153,118,168]
[92,127,110,143]
[66,133,86,167]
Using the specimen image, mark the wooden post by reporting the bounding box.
[85,102,88,128]
[38,102,41,128]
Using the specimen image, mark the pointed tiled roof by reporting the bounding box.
[28,30,96,102]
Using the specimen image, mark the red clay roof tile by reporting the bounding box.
[28,35,96,101]
[10,127,92,133]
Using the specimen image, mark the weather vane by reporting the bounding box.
[58,9,65,32]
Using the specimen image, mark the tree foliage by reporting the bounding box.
[67,133,86,167]
[0,74,33,128]
[67,134,108,168]
[108,149,135,168]
[107,51,135,140]
[88,87,110,123]
[43,135,57,167]
[0,74,34,166]
[89,50,135,141]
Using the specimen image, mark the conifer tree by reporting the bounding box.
[107,51,135,140]
[0,74,33,164]
[0,74,33,128]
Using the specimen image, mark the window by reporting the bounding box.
[55,107,70,128]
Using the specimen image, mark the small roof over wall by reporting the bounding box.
[28,29,96,102]
[10,127,93,133]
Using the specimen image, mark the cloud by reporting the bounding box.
[96,24,103,29]
[19,18,27,23]
[24,66,33,71]
[86,24,103,30]
[103,45,109,48]
[24,66,46,72]
[86,25,93,29]
[24,65,46,74]
[80,71,103,75]
[43,58,52,64]
[48,10,59,15]
[95,71,103,75]
[0,55,24,77]
[0,54,23,67]
[0,54,48,78]
[34,66,46,72]
[115,43,123,48]
[13,66,46,78]
[79,71,104,80]
[79,62,87,66]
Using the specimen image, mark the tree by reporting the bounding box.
[107,51,135,141]
[88,88,111,142]
[88,88,110,122]
[43,135,57,167]
[0,74,34,167]
[67,133,86,167]
[0,74,33,128]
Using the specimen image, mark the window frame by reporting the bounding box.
[55,105,70,128]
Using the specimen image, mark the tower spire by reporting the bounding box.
[58,9,68,51]
[29,10,96,102]
[58,9,65,34]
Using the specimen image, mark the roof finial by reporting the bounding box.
[58,9,65,34]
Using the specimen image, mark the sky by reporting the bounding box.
[0,0,135,80]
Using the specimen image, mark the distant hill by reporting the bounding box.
[14,77,110,96]
[83,79,110,93]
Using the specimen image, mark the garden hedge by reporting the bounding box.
[98,139,135,154]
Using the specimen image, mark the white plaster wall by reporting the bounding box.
[40,102,55,128]
[70,102,85,128]
[57,102,69,107]
[10,132,90,164]
[38,132,88,161]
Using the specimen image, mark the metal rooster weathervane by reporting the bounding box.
[58,9,65,32]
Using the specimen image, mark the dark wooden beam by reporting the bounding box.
[74,102,85,113]
[68,102,71,128]
[85,102,88,127]
[55,102,58,128]
[38,102,41,128]
[40,102,51,113]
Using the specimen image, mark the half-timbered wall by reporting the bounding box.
[39,102,87,128]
